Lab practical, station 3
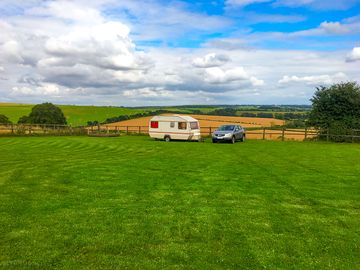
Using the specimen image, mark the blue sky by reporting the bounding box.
[0,0,359,105]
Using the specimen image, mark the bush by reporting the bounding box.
[0,114,12,124]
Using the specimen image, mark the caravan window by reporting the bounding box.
[178,122,187,130]
[151,121,159,128]
[170,122,175,128]
[190,122,199,130]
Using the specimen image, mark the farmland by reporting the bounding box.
[1,136,359,269]
[105,114,285,129]
[0,103,149,126]
[0,103,308,127]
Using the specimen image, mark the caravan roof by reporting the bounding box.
[150,115,198,122]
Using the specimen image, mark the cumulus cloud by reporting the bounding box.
[41,22,151,71]
[204,67,264,86]
[278,72,348,85]
[11,83,61,97]
[346,47,360,62]
[319,21,350,34]
[123,87,173,98]
[193,53,230,68]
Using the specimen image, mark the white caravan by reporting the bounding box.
[149,115,201,142]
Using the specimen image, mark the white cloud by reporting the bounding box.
[41,21,149,71]
[320,21,350,34]
[1,40,23,63]
[226,0,359,11]
[278,72,348,85]
[123,87,173,98]
[193,53,230,68]
[274,0,359,10]
[346,47,360,62]
[204,67,264,86]
[28,1,103,25]
[11,83,60,97]
[226,0,271,7]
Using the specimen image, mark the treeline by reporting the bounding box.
[207,108,308,120]
[87,109,184,126]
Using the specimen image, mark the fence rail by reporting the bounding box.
[1,124,360,142]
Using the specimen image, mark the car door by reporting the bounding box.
[234,126,241,139]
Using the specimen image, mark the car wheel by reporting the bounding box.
[164,136,171,142]
[212,139,217,143]
[231,136,235,144]
[240,135,245,142]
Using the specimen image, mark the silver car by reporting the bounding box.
[212,124,246,144]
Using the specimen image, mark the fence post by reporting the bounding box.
[282,128,285,141]
[327,129,330,142]
[262,128,266,140]
[126,126,129,134]
[352,129,355,143]
[115,126,118,133]
[11,124,14,134]
[304,127,308,141]
[209,127,212,136]
[138,126,141,134]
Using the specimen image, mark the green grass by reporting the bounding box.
[0,137,359,269]
[0,103,148,126]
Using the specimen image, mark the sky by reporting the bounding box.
[0,0,360,106]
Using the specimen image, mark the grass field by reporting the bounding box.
[0,136,359,269]
[0,103,148,126]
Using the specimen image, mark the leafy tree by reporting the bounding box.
[18,116,30,124]
[308,82,360,141]
[27,103,67,125]
[308,82,360,130]
[0,114,12,124]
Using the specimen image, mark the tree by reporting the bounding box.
[308,82,360,140]
[27,103,67,125]
[18,115,30,124]
[0,114,12,124]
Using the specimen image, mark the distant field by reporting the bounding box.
[0,136,359,269]
[0,103,148,126]
[105,114,285,129]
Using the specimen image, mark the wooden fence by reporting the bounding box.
[0,124,87,136]
[1,124,360,142]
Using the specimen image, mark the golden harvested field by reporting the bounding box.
[105,114,285,129]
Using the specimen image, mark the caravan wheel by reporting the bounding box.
[164,136,171,142]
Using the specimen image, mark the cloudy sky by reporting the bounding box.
[0,0,359,106]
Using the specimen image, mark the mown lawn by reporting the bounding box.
[0,136,359,269]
